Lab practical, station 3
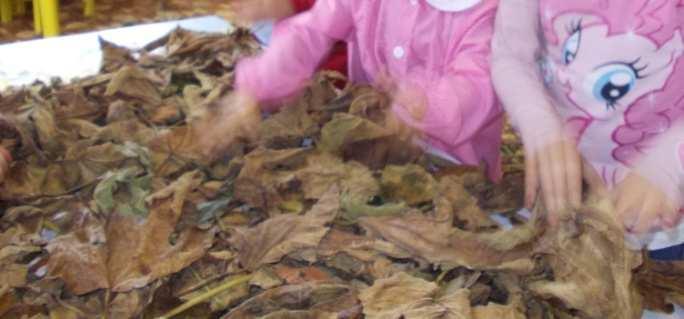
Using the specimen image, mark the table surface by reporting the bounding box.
[0,16,235,91]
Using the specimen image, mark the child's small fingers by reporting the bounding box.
[538,153,557,214]
[524,154,539,208]
[630,196,660,234]
[564,142,582,208]
[614,191,637,230]
[660,204,681,229]
[547,144,567,213]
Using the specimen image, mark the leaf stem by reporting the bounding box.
[158,273,252,319]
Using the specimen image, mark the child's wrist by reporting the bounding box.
[635,160,682,209]
[271,0,296,19]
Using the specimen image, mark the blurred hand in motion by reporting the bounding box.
[376,72,427,141]
[613,173,680,234]
[393,84,428,123]
[194,91,261,161]
[230,0,295,24]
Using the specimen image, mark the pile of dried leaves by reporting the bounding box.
[0,28,683,319]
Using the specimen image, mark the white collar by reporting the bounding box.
[425,0,482,12]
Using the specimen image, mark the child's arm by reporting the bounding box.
[614,125,684,233]
[195,0,353,159]
[392,7,499,149]
[235,0,353,109]
[230,0,314,24]
[491,0,582,216]
[231,0,296,23]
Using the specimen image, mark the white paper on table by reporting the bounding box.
[0,16,233,91]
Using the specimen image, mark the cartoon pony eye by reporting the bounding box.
[588,60,646,110]
[562,20,582,64]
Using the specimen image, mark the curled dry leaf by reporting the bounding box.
[360,272,472,319]
[99,38,136,73]
[232,147,309,210]
[360,197,538,272]
[318,112,392,155]
[380,164,436,206]
[259,101,318,149]
[360,272,526,319]
[635,258,684,313]
[438,175,496,231]
[105,66,163,107]
[295,152,379,202]
[529,202,643,319]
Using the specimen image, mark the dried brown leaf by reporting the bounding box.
[295,152,379,202]
[360,198,537,271]
[530,202,643,319]
[46,171,214,294]
[359,272,472,319]
[229,186,340,270]
[439,175,496,231]
[105,66,163,106]
[99,38,136,73]
[259,101,318,149]
[233,148,308,210]
[636,259,684,312]
[381,164,436,205]
[318,113,392,154]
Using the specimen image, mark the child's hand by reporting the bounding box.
[394,86,428,122]
[376,72,428,139]
[0,146,11,184]
[525,138,583,224]
[230,0,295,24]
[613,173,679,234]
[376,71,427,121]
[194,91,261,161]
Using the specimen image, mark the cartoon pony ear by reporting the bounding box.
[425,0,481,12]
[662,30,684,58]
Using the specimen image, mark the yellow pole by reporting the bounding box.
[32,0,41,33]
[40,0,59,37]
[15,0,26,16]
[83,0,93,17]
[0,0,13,23]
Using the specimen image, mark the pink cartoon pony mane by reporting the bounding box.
[543,0,684,165]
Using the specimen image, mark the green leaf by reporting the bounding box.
[340,193,408,222]
[93,167,151,217]
[117,141,153,170]
[197,197,232,224]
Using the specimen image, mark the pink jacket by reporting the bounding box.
[492,0,684,249]
[236,0,504,181]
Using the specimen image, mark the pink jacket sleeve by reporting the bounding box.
[235,0,353,111]
[394,9,500,147]
[491,0,566,150]
[633,123,684,209]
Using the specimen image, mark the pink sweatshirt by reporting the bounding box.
[236,0,504,181]
[492,0,684,249]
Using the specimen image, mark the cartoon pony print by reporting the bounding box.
[540,0,684,185]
